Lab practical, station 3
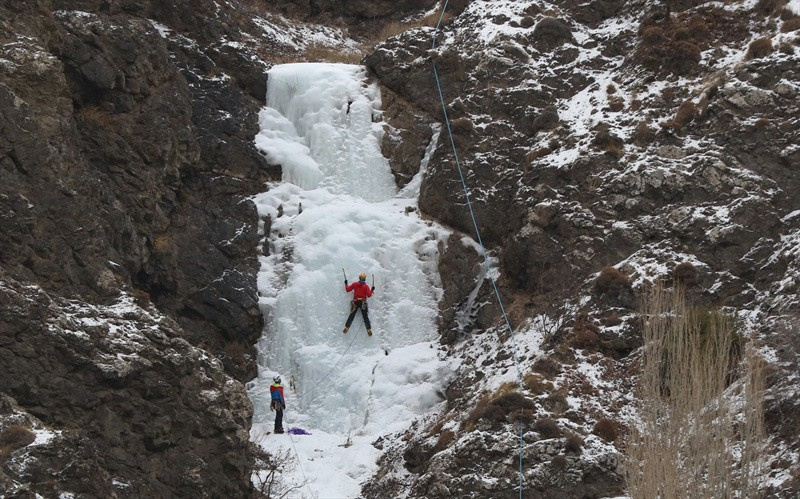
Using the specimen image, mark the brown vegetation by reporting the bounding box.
[624,284,765,498]
[463,385,535,431]
[746,37,774,59]
[450,117,474,134]
[564,433,583,453]
[593,418,619,442]
[432,429,456,454]
[672,261,699,286]
[632,121,655,146]
[782,17,800,32]
[523,372,554,395]
[593,266,632,296]
[635,8,748,75]
[303,44,363,64]
[132,289,151,307]
[592,127,625,159]
[533,417,561,439]
[0,425,36,463]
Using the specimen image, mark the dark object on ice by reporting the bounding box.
[287,428,311,435]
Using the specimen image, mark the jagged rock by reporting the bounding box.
[0,271,252,497]
[378,84,436,187]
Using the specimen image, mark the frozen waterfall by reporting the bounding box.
[247,63,452,497]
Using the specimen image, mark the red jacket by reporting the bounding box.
[346,280,373,300]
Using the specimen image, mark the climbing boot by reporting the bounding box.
[367,329,373,337]
[343,326,349,334]
[274,427,284,434]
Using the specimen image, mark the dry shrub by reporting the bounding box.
[304,45,363,64]
[632,120,655,146]
[564,433,583,453]
[592,127,625,158]
[746,37,774,59]
[0,425,36,462]
[152,233,172,253]
[551,455,568,469]
[432,429,455,453]
[543,391,570,414]
[755,0,788,16]
[532,357,561,378]
[606,83,617,94]
[523,372,554,395]
[672,261,699,286]
[510,408,536,424]
[464,386,534,430]
[571,310,601,350]
[593,417,619,442]
[673,100,697,129]
[782,16,800,31]
[533,417,561,439]
[636,26,701,75]
[624,284,765,498]
[450,117,474,134]
[132,289,151,307]
[607,96,625,112]
[593,266,632,296]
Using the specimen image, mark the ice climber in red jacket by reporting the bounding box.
[343,272,375,336]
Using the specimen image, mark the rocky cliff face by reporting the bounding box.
[2,0,798,496]
[0,0,279,495]
[363,0,800,496]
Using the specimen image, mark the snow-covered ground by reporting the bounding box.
[247,63,455,497]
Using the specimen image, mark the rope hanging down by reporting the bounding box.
[431,2,526,497]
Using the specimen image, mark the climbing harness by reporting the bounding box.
[431,2,526,497]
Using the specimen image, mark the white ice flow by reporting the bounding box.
[247,63,453,498]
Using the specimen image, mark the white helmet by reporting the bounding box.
[273,376,281,384]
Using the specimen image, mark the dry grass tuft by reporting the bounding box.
[593,266,632,296]
[564,433,583,453]
[132,289,151,307]
[533,417,561,439]
[624,284,765,498]
[0,425,36,463]
[303,45,363,64]
[523,372,554,395]
[782,16,800,32]
[463,384,534,430]
[593,417,619,442]
[432,429,455,453]
[152,233,172,254]
[746,37,774,59]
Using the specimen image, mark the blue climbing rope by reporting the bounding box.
[431,2,526,497]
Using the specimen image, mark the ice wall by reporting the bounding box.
[249,63,450,451]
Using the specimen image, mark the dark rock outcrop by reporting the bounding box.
[0,270,253,497]
[0,0,283,494]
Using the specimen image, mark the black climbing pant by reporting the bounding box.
[271,400,284,432]
[345,299,371,330]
